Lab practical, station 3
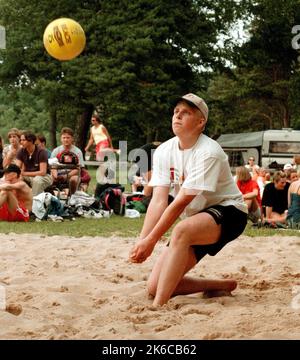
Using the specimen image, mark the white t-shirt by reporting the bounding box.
[50,145,85,167]
[91,125,107,144]
[149,134,247,218]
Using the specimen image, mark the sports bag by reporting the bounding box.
[97,186,125,215]
[57,150,79,165]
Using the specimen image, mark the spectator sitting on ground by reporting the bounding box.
[256,167,268,197]
[36,134,51,159]
[245,156,260,177]
[262,171,290,223]
[131,172,145,193]
[0,135,3,177]
[2,128,21,168]
[293,155,300,172]
[283,163,293,176]
[236,166,262,223]
[287,169,300,226]
[0,164,32,222]
[286,168,298,183]
[16,131,53,196]
[131,142,161,203]
[50,127,84,195]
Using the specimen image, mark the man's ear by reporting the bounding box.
[198,116,206,130]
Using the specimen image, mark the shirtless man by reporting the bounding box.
[0,164,32,222]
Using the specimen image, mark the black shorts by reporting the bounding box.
[191,205,247,263]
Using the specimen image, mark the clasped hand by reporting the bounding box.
[129,237,155,264]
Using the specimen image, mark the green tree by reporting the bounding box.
[0,87,49,141]
[207,0,300,137]
[0,0,240,150]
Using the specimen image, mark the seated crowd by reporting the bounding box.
[1,129,300,228]
[236,156,300,228]
[0,127,93,222]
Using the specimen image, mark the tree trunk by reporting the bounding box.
[282,104,290,128]
[49,108,57,149]
[75,104,94,152]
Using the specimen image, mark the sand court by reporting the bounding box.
[1,233,300,339]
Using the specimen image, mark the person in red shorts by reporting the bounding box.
[236,166,262,223]
[0,164,32,222]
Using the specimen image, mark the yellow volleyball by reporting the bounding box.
[43,18,86,61]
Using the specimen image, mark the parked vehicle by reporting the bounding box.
[217,129,300,170]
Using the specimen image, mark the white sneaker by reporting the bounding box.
[100,210,112,218]
[83,210,103,219]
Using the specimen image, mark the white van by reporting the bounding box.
[217,129,300,170]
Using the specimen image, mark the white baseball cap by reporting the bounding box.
[176,93,208,121]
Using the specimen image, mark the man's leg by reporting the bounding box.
[269,211,287,223]
[69,175,79,195]
[0,190,8,208]
[0,190,18,213]
[245,198,260,213]
[31,175,53,196]
[148,246,236,298]
[152,212,227,306]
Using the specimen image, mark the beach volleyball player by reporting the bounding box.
[130,93,248,306]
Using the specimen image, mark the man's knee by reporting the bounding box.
[69,176,78,185]
[170,222,190,246]
[0,190,9,199]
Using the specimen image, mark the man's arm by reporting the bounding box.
[0,181,26,191]
[85,133,94,151]
[288,184,292,208]
[15,159,23,170]
[130,187,196,263]
[143,188,196,244]
[265,206,273,219]
[22,162,48,177]
[243,188,258,200]
[139,186,170,239]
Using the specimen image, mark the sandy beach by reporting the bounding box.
[1,232,300,339]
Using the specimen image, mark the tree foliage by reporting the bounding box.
[207,0,300,137]
[0,0,240,150]
[0,88,50,140]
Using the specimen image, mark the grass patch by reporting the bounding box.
[0,216,145,238]
[1,218,299,238]
[244,222,300,237]
[0,166,142,238]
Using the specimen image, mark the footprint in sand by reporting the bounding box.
[182,308,213,316]
[92,298,109,308]
[20,292,33,301]
[0,277,11,285]
[154,324,172,332]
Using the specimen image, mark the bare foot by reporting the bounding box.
[202,279,237,298]
[202,290,233,298]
